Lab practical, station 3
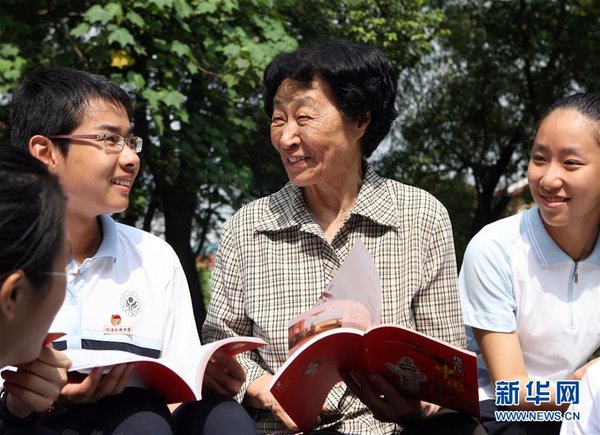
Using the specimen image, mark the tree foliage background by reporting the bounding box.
[1,0,598,328]
[380,0,600,259]
[0,0,443,329]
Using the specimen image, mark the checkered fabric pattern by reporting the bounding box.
[202,165,465,434]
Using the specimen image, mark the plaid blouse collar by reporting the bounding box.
[255,162,399,233]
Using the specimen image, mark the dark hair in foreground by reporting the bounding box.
[539,92,600,128]
[263,39,399,158]
[10,66,133,155]
[0,147,65,289]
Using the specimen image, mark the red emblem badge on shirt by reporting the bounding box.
[111,314,122,325]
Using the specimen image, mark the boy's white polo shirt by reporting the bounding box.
[459,206,600,401]
[50,214,200,362]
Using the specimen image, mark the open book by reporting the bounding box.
[64,337,266,404]
[268,240,478,432]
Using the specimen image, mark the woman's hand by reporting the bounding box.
[245,374,310,431]
[341,371,439,424]
[60,363,133,404]
[203,350,246,397]
[1,346,71,418]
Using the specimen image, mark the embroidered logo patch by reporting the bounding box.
[120,291,141,317]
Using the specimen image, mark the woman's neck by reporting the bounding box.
[544,220,599,262]
[303,166,363,242]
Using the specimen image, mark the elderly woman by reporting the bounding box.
[203,39,473,434]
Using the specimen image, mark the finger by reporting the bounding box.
[203,370,242,397]
[203,361,243,396]
[2,369,59,400]
[94,364,128,398]
[11,357,68,387]
[211,352,246,383]
[367,373,418,410]
[20,354,69,390]
[61,368,103,402]
[111,365,134,396]
[272,403,300,431]
[202,371,234,397]
[347,371,379,404]
[4,381,55,414]
[341,371,362,390]
[367,374,422,421]
[36,347,72,370]
[367,373,404,402]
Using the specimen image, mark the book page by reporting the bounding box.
[287,239,382,354]
[322,239,381,326]
[287,299,371,355]
[64,349,199,403]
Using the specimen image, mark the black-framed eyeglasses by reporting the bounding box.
[48,134,143,154]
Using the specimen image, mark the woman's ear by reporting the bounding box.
[29,135,60,171]
[350,112,371,147]
[0,271,26,321]
[356,112,371,137]
[357,112,371,129]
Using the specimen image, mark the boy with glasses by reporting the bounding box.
[4,67,255,434]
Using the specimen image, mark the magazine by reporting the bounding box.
[269,240,478,432]
[64,336,267,403]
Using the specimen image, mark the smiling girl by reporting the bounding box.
[459,93,600,435]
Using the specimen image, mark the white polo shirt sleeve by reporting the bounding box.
[160,243,202,359]
[459,213,521,333]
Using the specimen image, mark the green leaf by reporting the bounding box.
[85,5,112,24]
[84,3,123,24]
[171,40,191,58]
[195,2,218,14]
[221,43,240,57]
[126,11,146,28]
[70,22,91,38]
[174,0,193,18]
[152,113,165,135]
[142,89,160,110]
[108,28,136,47]
[234,58,250,70]
[127,71,146,90]
[222,74,238,88]
[148,0,174,9]
[161,90,185,109]
[105,2,124,20]
[0,44,19,57]
[186,61,198,74]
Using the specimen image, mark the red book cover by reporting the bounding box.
[269,325,478,433]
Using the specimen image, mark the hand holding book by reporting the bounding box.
[341,371,439,424]
[202,350,246,397]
